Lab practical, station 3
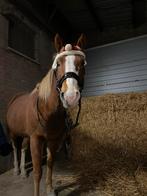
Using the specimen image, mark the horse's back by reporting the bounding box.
[6,93,34,137]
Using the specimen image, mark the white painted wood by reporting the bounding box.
[84,35,147,96]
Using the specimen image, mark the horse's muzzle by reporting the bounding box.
[61,90,80,108]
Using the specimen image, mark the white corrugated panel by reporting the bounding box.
[83,35,147,97]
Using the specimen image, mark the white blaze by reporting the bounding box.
[60,55,81,108]
[65,55,78,90]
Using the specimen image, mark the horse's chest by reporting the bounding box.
[37,113,66,140]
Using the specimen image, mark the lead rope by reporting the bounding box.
[65,97,81,140]
[65,97,81,131]
[74,97,81,128]
[63,97,82,159]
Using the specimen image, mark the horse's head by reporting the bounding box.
[52,34,86,108]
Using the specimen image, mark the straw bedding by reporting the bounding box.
[69,92,147,195]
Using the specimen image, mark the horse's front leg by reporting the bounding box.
[30,136,43,196]
[46,143,58,196]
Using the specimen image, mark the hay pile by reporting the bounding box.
[70,92,147,195]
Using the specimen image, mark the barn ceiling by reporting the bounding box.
[8,0,147,47]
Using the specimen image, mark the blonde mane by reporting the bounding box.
[38,69,54,101]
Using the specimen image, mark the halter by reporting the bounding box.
[52,44,86,93]
[56,72,84,93]
[52,49,87,70]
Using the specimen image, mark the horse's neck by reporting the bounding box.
[38,78,63,118]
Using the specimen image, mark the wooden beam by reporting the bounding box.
[8,0,55,35]
[132,0,146,28]
[8,0,74,39]
[84,0,103,32]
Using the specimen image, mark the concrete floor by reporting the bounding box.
[0,147,100,196]
[0,159,80,196]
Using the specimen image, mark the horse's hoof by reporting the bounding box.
[13,169,20,176]
[47,190,57,196]
[20,172,28,179]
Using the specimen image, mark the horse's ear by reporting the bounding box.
[54,33,64,52]
[76,34,86,49]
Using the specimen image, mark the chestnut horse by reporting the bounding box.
[6,34,86,196]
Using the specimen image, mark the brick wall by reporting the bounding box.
[0,2,54,172]
[0,14,54,122]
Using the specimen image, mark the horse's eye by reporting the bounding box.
[80,62,85,69]
[82,60,85,65]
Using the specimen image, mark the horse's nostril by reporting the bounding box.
[61,92,64,97]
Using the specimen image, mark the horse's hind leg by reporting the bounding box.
[20,137,29,178]
[12,139,20,175]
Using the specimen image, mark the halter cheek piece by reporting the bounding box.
[56,72,83,93]
[52,44,86,93]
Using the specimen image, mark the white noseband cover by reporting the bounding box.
[52,44,87,70]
